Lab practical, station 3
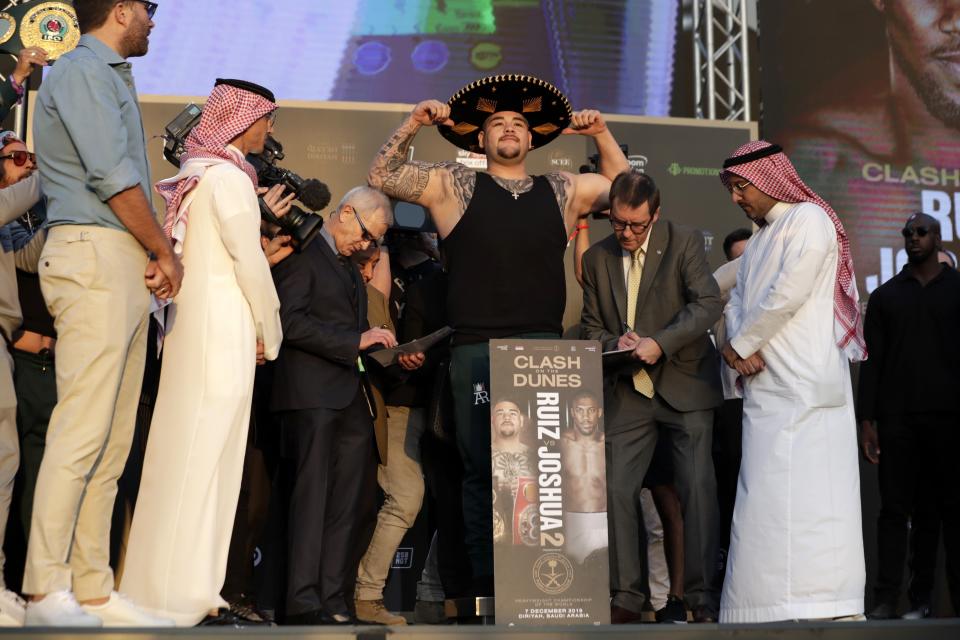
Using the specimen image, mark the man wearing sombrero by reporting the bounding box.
[369,74,628,600]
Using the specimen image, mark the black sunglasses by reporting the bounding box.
[901,226,930,238]
[0,150,35,166]
[132,0,158,19]
[352,208,379,247]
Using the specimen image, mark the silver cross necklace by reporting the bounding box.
[492,175,534,200]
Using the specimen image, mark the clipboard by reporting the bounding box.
[368,325,453,367]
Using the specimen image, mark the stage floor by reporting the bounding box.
[4,619,958,640]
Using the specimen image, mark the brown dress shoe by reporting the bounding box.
[355,599,407,626]
[611,605,644,624]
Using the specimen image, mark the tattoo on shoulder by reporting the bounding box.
[443,161,477,215]
[382,160,436,203]
[545,172,572,215]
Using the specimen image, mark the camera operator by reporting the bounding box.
[270,186,394,625]
[258,184,296,267]
[119,78,283,627]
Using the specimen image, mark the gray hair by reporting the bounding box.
[337,186,393,225]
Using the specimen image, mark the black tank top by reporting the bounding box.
[445,172,567,344]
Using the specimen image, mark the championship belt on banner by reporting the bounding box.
[489,339,611,626]
[0,1,79,60]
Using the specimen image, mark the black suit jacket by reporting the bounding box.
[580,220,723,413]
[270,238,369,412]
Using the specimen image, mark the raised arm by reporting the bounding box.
[551,111,630,232]
[368,100,476,238]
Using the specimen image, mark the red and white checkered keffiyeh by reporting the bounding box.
[155,83,276,255]
[721,140,867,362]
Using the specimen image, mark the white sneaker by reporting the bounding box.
[25,591,101,627]
[80,592,174,627]
[0,588,24,626]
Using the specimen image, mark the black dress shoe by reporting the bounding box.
[284,609,355,626]
[198,609,245,627]
[227,599,274,626]
[284,609,327,625]
[326,612,356,625]
[867,601,898,620]
[692,605,718,623]
[611,605,644,624]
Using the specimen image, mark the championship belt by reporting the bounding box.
[512,476,539,546]
[0,1,79,61]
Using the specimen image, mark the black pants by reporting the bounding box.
[222,419,271,601]
[12,349,57,539]
[712,398,742,552]
[420,428,471,598]
[875,413,960,611]
[278,390,378,617]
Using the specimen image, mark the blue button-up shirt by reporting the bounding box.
[34,34,152,231]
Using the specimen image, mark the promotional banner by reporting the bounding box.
[489,339,609,625]
[759,0,960,294]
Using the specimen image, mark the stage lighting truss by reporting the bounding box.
[693,0,751,121]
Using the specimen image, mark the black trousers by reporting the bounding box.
[420,428,471,598]
[222,419,271,600]
[875,413,960,610]
[12,349,57,539]
[278,390,378,617]
[712,398,743,552]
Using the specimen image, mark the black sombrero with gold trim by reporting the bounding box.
[439,74,573,153]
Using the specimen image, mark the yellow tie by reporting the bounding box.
[626,249,655,398]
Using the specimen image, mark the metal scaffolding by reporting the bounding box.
[692,0,751,121]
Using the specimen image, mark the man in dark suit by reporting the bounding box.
[270,186,396,625]
[580,171,723,623]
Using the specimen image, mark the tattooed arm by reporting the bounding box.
[368,99,476,238]
[552,110,631,231]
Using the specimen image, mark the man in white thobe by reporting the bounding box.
[120,79,283,626]
[718,141,866,623]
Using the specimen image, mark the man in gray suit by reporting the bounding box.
[580,171,723,623]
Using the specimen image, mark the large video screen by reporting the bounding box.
[759,0,960,294]
[133,0,678,116]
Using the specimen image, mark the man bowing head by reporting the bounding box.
[719,141,866,624]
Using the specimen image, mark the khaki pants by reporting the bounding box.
[0,348,18,587]
[23,225,149,600]
[641,488,670,611]
[356,406,426,601]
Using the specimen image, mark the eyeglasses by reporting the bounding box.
[132,1,158,19]
[0,150,35,166]
[352,207,380,247]
[730,179,751,194]
[610,214,653,235]
[901,226,930,238]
